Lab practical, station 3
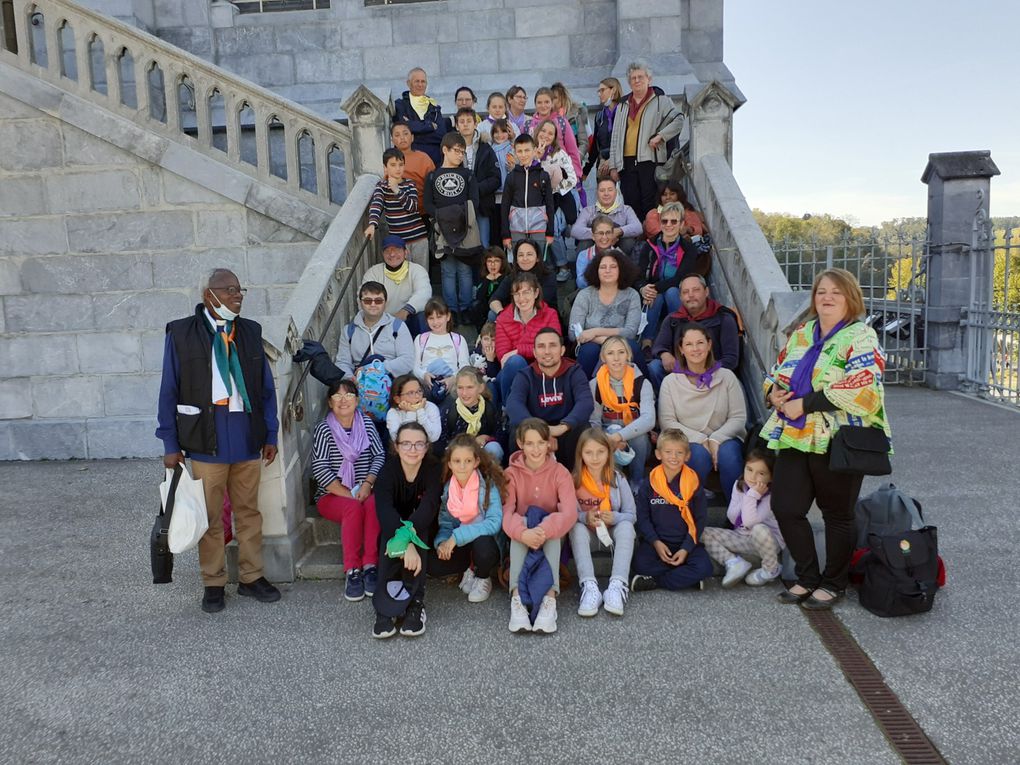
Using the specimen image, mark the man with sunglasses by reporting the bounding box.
[336,281,415,380]
[156,268,281,613]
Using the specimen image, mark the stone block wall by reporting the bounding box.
[79,0,730,120]
[0,91,318,460]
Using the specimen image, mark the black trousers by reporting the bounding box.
[429,534,501,579]
[553,191,578,226]
[620,158,659,222]
[771,448,864,592]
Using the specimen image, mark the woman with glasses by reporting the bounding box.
[582,78,623,183]
[494,272,562,403]
[385,374,442,443]
[372,422,442,639]
[311,379,386,603]
[635,201,710,349]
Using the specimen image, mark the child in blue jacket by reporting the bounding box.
[630,429,713,592]
[431,434,507,603]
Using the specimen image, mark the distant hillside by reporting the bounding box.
[753,211,1020,243]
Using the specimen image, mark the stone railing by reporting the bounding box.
[254,172,380,580]
[2,0,351,207]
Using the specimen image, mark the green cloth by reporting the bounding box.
[213,321,252,413]
[385,521,430,558]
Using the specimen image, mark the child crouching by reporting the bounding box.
[630,429,713,592]
[702,449,785,587]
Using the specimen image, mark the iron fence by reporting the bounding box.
[770,232,929,385]
[963,222,1020,406]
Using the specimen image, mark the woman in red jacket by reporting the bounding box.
[494,271,561,403]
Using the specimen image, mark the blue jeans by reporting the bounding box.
[441,257,474,313]
[477,215,491,248]
[641,287,681,341]
[497,354,530,403]
[648,359,669,388]
[687,440,744,503]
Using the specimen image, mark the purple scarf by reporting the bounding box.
[781,319,848,429]
[326,410,368,489]
[602,103,617,135]
[676,361,721,389]
[651,238,683,279]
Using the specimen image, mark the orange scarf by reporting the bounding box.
[580,467,611,513]
[596,365,637,425]
[648,464,700,544]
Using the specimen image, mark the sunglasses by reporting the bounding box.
[361,297,385,305]
[661,218,681,225]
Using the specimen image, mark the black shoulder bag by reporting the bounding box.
[150,464,182,584]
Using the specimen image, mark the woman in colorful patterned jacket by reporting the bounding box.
[763,268,891,611]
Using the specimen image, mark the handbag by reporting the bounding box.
[150,464,181,584]
[162,463,209,554]
[829,425,892,476]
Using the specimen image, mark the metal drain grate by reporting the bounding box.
[804,610,948,765]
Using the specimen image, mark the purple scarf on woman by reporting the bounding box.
[602,103,617,135]
[326,409,368,488]
[781,319,848,429]
[676,361,721,389]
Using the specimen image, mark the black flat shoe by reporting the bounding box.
[801,588,844,611]
[202,586,225,613]
[777,586,812,604]
[237,577,281,603]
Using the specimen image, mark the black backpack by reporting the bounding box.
[853,484,939,617]
[857,526,939,618]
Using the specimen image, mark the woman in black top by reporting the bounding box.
[488,239,558,315]
[371,422,442,639]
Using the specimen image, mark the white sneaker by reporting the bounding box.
[745,566,781,586]
[458,569,477,594]
[468,576,493,603]
[508,594,532,633]
[577,580,602,617]
[533,596,558,633]
[603,579,628,616]
[722,557,753,588]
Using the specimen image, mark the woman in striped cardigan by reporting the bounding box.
[311,379,386,603]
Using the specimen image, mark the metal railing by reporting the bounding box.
[1,0,350,206]
[770,232,929,385]
[963,224,1020,406]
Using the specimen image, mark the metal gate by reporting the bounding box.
[770,231,929,384]
[963,214,1020,406]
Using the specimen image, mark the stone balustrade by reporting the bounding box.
[2,0,352,206]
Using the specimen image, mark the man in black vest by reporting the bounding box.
[156,268,281,613]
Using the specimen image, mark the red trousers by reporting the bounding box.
[316,494,379,571]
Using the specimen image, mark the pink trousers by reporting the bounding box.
[316,494,380,570]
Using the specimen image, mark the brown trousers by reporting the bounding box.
[190,459,263,587]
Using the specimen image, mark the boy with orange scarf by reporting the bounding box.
[630,429,713,592]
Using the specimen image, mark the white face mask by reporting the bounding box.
[209,291,239,321]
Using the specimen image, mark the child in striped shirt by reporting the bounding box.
[364,148,429,269]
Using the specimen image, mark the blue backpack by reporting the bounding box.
[346,319,403,421]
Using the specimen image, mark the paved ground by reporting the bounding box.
[0,387,1016,764]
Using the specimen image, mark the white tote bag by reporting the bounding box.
[160,465,209,554]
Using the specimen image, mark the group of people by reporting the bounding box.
[154,63,891,638]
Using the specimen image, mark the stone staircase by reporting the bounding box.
[0,0,361,459]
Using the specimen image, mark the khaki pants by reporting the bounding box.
[191,459,263,586]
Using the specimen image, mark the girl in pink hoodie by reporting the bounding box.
[502,418,577,634]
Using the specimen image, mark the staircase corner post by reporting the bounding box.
[341,85,390,188]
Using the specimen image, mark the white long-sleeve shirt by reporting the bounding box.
[413,331,470,382]
[386,402,442,443]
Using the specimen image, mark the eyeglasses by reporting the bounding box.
[448,146,465,154]
[397,441,428,452]
[661,218,680,225]
[329,392,356,401]
[361,297,385,305]
[399,389,424,397]
[210,286,247,296]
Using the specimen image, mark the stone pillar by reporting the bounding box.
[921,150,1000,389]
[685,80,741,168]
[341,85,390,191]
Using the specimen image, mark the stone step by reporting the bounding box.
[296,542,345,580]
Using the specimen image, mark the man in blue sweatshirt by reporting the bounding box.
[506,328,594,470]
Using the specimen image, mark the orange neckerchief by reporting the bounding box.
[596,364,637,425]
[649,464,700,543]
[580,467,611,513]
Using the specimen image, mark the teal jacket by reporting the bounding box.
[436,472,503,547]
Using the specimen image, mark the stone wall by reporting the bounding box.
[0,90,318,460]
[79,0,733,120]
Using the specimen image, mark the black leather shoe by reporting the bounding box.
[237,577,281,603]
[801,588,844,611]
[777,586,813,604]
[202,586,225,613]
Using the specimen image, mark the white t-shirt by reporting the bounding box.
[414,331,470,380]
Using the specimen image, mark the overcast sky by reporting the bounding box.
[724,0,1019,224]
